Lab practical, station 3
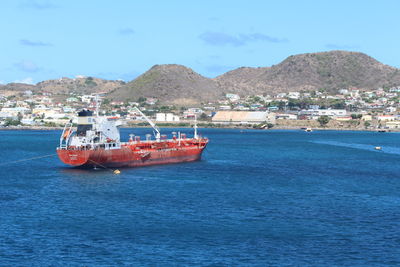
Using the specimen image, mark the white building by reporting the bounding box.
[183,108,204,118]
[155,113,180,122]
[276,113,298,120]
[166,113,179,122]
[0,107,30,116]
[66,97,79,103]
[226,93,240,102]
[376,115,396,121]
[276,93,287,98]
[317,109,346,117]
[62,106,76,113]
[21,117,37,125]
[0,112,16,119]
[81,95,94,104]
[350,90,360,98]
[156,113,166,122]
[219,105,231,110]
[234,105,250,111]
[288,92,300,99]
[386,106,397,113]
[186,108,203,114]
[298,109,347,119]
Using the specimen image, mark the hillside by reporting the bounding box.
[108,64,222,105]
[36,77,123,95]
[0,77,123,96]
[215,51,400,95]
[2,51,400,103]
[0,83,36,96]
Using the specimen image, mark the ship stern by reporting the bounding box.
[57,148,91,167]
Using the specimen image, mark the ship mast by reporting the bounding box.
[194,114,198,139]
[94,94,100,117]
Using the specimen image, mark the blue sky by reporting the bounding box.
[1,0,399,84]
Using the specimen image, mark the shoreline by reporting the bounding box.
[0,125,397,132]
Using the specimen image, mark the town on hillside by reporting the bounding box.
[1,86,400,130]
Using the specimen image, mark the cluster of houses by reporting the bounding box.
[2,86,400,129]
[205,88,400,128]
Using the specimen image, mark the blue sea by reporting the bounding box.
[1,128,400,266]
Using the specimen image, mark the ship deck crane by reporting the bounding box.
[133,107,161,141]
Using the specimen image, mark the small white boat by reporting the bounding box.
[305,128,313,132]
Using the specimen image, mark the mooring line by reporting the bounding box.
[0,153,58,166]
[88,159,121,174]
[0,152,121,174]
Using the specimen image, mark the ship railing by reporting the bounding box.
[57,145,94,151]
[120,137,208,146]
[59,122,73,149]
[59,137,207,151]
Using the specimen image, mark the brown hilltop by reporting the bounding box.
[0,82,36,91]
[110,51,400,104]
[36,77,123,94]
[0,77,123,96]
[108,64,221,105]
[0,83,37,96]
[2,51,400,102]
[215,51,400,95]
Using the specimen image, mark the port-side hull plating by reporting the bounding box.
[57,140,207,168]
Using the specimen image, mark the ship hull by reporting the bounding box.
[57,143,207,168]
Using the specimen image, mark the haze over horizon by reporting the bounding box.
[1,0,399,84]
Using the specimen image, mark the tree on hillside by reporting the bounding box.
[351,114,362,120]
[137,97,147,103]
[4,118,20,126]
[102,98,110,105]
[317,115,330,127]
[199,113,209,121]
[84,77,97,87]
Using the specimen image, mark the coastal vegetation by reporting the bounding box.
[3,118,21,126]
[317,115,331,127]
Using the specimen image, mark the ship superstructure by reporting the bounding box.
[56,97,208,168]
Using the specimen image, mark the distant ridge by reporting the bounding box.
[214,51,400,95]
[110,51,400,103]
[36,77,124,95]
[0,77,123,95]
[2,51,400,104]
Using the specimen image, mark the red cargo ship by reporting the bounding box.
[56,99,208,168]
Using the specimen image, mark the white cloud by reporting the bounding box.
[20,39,52,47]
[19,1,58,9]
[14,77,35,84]
[199,31,288,46]
[15,60,40,72]
[119,28,135,35]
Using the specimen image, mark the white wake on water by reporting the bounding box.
[311,140,400,155]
